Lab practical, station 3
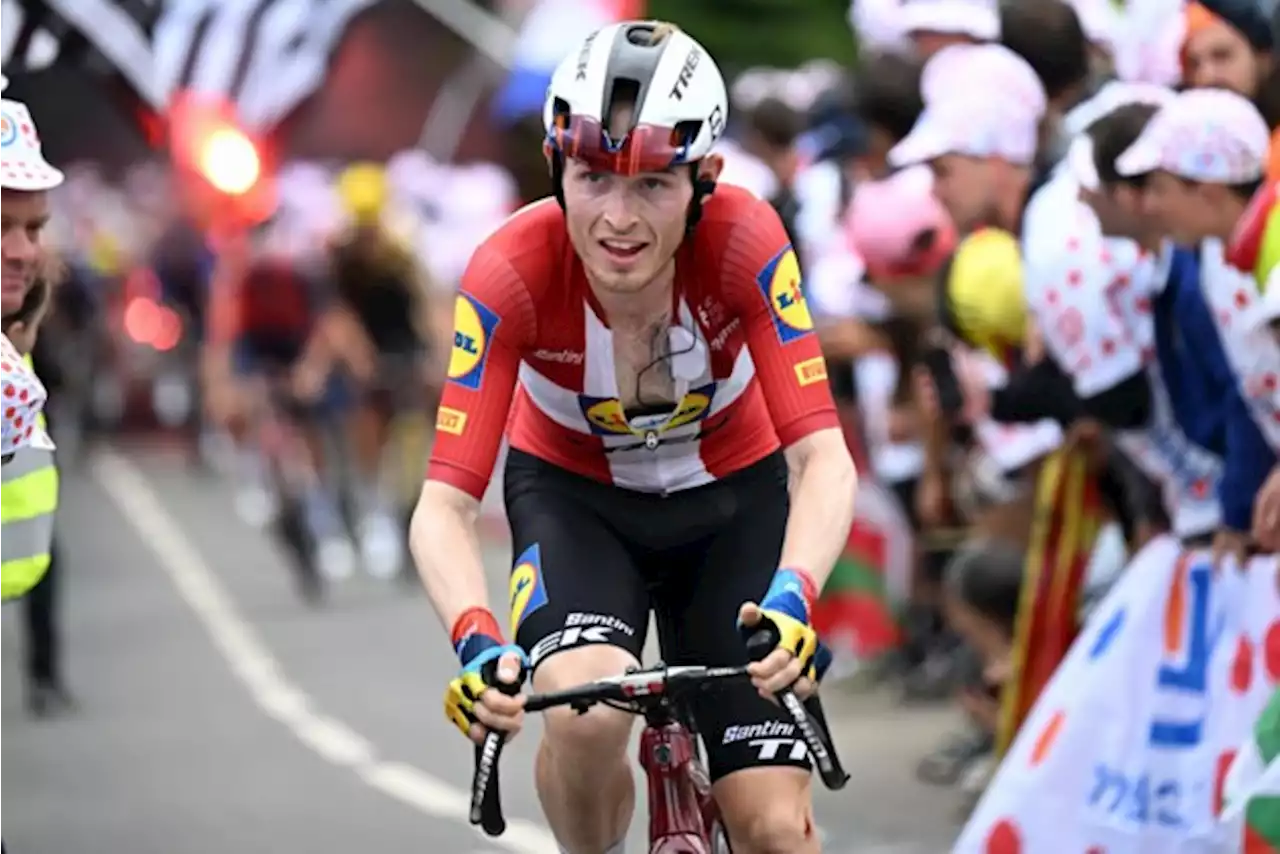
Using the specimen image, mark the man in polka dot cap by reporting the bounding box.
[2,82,64,319]
[1119,87,1280,563]
[1,81,60,461]
[889,43,1045,236]
[1115,87,1270,248]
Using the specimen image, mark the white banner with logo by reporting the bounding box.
[955,537,1280,853]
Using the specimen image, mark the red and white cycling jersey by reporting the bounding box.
[427,186,839,498]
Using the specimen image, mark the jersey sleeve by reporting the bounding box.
[724,200,840,447]
[1024,228,1143,400]
[425,242,535,499]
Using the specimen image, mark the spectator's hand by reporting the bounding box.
[1252,465,1280,551]
[911,366,941,425]
[915,471,949,528]
[953,351,991,424]
[1064,418,1108,470]
[1212,527,1251,568]
[6,315,43,356]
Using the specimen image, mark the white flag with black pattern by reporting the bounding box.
[153,0,380,129]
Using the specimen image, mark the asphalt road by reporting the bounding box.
[2,446,962,853]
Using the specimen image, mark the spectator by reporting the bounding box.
[999,0,1093,167]
[900,0,1000,60]
[742,97,805,260]
[849,51,926,182]
[2,277,73,717]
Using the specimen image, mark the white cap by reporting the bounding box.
[1,97,63,191]
[889,98,1040,167]
[1116,88,1271,184]
[921,44,1046,120]
[900,0,1001,41]
[1062,81,1176,136]
[1,335,55,457]
[1067,135,1101,191]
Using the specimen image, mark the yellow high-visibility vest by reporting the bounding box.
[1,364,57,600]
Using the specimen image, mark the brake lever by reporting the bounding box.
[744,624,851,791]
[468,662,525,837]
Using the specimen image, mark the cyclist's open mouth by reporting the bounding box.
[600,239,647,262]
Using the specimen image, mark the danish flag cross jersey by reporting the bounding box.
[427,185,840,498]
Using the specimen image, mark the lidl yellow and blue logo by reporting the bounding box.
[582,398,633,435]
[447,293,501,390]
[665,387,713,429]
[509,543,549,636]
[578,384,717,436]
[757,246,812,344]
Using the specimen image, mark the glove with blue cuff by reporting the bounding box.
[738,567,822,696]
[444,606,528,742]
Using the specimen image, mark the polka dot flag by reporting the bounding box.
[953,538,1280,853]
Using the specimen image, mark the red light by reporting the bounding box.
[198,127,260,196]
[153,307,183,352]
[124,297,183,350]
[167,92,277,225]
[124,296,161,344]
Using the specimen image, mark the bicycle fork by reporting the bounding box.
[639,721,722,854]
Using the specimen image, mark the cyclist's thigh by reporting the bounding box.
[657,452,812,782]
[504,449,649,683]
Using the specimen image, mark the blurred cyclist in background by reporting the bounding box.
[322,162,443,577]
[204,220,355,580]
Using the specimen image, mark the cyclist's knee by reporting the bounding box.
[714,767,815,854]
[533,645,636,761]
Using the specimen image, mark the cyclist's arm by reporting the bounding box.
[727,200,857,590]
[412,242,533,632]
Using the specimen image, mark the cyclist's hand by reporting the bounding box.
[443,608,528,744]
[738,568,821,700]
[444,648,527,744]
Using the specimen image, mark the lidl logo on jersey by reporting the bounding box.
[579,384,717,437]
[448,293,501,390]
[435,406,467,436]
[757,246,813,344]
[509,543,549,636]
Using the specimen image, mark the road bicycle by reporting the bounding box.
[469,630,850,853]
[247,371,327,604]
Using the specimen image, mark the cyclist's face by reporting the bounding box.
[929,154,997,234]
[0,190,49,318]
[562,158,693,293]
[1183,21,1263,98]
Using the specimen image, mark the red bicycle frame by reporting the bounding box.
[469,659,846,851]
[638,713,725,853]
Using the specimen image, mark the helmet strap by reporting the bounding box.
[549,149,568,210]
[685,162,717,235]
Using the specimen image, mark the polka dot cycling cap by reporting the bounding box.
[889,97,1039,167]
[1,335,54,458]
[921,44,1046,120]
[1116,88,1270,184]
[1,96,64,192]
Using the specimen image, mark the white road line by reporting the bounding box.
[90,449,560,854]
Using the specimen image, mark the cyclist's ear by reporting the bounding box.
[697,155,724,197]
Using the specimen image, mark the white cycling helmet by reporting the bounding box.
[543,20,729,211]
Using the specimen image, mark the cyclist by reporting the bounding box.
[204,220,355,580]
[322,162,441,577]
[414,21,857,854]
